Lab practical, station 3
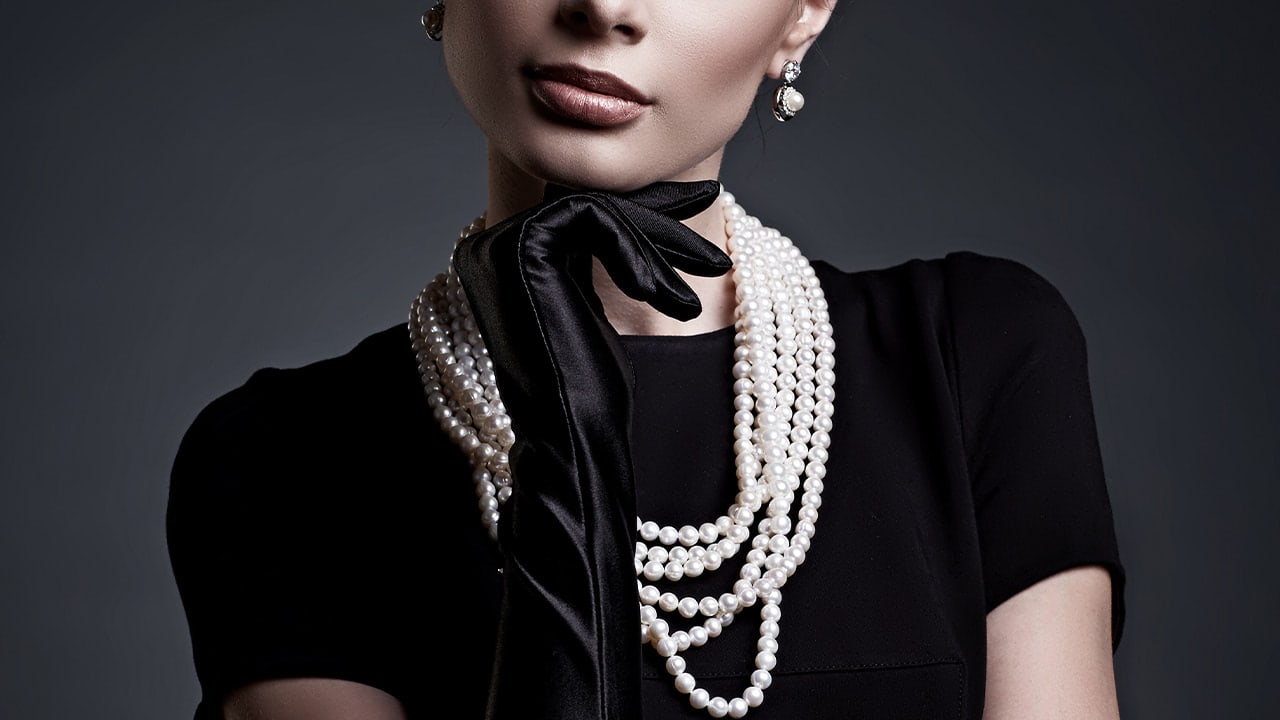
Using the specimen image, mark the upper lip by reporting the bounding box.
[524,64,652,104]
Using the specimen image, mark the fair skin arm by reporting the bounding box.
[223,678,407,720]
[222,565,1118,719]
[984,565,1121,719]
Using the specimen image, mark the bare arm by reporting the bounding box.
[984,565,1119,719]
[223,678,408,720]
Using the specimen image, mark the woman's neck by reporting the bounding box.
[483,150,736,337]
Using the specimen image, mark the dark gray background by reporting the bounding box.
[3,1,1276,718]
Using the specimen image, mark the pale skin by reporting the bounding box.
[224,0,1120,716]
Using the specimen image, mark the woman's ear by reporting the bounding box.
[768,0,837,78]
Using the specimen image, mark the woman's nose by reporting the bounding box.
[557,0,649,41]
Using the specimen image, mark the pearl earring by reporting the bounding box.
[421,2,445,41]
[772,60,805,122]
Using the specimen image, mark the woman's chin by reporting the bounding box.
[500,136,716,195]
[528,160,670,194]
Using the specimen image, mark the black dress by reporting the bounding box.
[166,250,1125,719]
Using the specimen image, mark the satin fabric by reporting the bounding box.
[450,181,733,720]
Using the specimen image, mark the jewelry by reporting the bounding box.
[409,192,835,718]
[771,60,805,122]
[421,2,444,41]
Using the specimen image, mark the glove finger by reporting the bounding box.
[533,197,704,322]
[542,179,721,220]
[542,182,732,276]
[615,179,722,219]
[613,200,732,277]
[590,196,708,320]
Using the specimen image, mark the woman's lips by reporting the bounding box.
[526,65,651,128]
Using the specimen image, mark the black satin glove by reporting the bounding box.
[451,180,732,720]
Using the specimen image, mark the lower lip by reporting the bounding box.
[529,78,647,128]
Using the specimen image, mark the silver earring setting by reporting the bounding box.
[772,60,805,122]
[422,2,445,41]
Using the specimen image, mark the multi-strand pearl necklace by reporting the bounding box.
[409,192,835,718]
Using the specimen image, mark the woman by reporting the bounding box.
[167,1,1126,718]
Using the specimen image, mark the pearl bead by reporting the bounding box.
[689,625,709,646]
[678,597,699,618]
[673,631,691,652]
[701,517,721,540]
[678,525,700,546]
[756,651,777,671]
[729,697,750,718]
[690,689,710,709]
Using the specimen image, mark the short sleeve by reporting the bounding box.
[944,251,1126,649]
[165,369,417,718]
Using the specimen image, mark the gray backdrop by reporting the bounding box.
[3,1,1276,718]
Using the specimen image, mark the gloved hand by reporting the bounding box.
[451,180,731,720]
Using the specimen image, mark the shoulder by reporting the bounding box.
[811,250,1093,443]
[178,323,413,447]
[935,250,1085,342]
[933,252,1092,408]
[812,249,1086,356]
[200,323,413,415]
[814,249,1077,319]
[166,323,422,532]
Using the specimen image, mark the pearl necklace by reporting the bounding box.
[409,192,835,719]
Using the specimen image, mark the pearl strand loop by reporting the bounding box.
[409,190,835,717]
